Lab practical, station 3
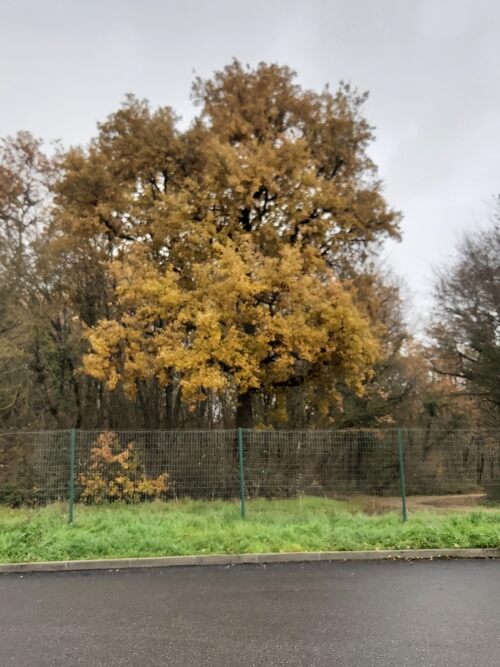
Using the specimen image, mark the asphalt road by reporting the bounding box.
[1,560,499,666]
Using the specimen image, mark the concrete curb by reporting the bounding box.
[0,548,498,574]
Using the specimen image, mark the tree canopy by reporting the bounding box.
[66,61,400,426]
[2,60,486,431]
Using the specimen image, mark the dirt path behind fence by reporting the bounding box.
[350,493,489,514]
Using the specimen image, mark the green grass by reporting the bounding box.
[0,497,498,563]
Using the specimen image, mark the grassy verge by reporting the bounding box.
[0,497,499,563]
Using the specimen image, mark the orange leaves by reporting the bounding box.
[83,238,379,406]
[79,432,169,503]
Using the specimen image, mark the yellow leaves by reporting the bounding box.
[79,432,169,503]
[83,319,128,391]
[83,237,379,406]
[180,365,228,401]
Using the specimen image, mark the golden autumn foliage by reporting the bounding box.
[1,61,488,432]
[79,432,169,503]
[84,241,379,405]
[54,63,399,266]
[65,62,401,426]
[36,60,406,427]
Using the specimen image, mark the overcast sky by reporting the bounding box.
[2,0,499,321]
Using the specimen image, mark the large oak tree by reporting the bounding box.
[67,61,400,426]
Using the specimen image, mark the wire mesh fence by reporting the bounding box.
[0,429,499,519]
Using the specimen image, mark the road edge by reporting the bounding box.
[1,548,498,573]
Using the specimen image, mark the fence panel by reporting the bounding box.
[0,429,499,519]
[403,429,500,499]
[0,431,68,506]
[243,430,400,499]
[75,430,239,503]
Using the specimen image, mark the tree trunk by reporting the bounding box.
[236,390,254,429]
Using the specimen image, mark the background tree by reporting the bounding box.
[0,133,97,429]
[429,212,500,423]
[0,132,58,427]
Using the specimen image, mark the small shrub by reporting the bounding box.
[79,432,169,503]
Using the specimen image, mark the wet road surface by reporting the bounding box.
[1,560,499,666]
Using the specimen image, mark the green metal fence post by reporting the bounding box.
[68,428,76,524]
[237,427,246,519]
[397,428,408,522]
